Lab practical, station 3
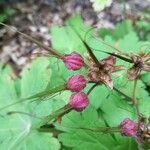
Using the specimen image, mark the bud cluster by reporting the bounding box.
[62,52,89,111]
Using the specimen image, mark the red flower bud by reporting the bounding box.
[69,92,89,111]
[120,118,138,137]
[67,75,87,92]
[63,52,84,70]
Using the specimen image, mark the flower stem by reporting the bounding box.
[0,84,66,112]
[7,111,42,119]
[79,126,120,133]
[37,126,61,137]
[39,105,72,127]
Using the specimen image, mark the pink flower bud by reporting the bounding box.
[69,92,89,111]
[120,118,138,137]
[63,52,84,70]
[67,75,87,92]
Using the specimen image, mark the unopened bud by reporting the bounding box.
[63,52,84,70]
[69,92,89,111]
[67,75,87,92]
[120,118,138,137]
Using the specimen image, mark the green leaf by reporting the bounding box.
[141,73,150,86]
[0,58,61,149]
[20,57,51,98]
[19,57,69,120]
[0,8,16,22]
[0,114,60,150]
[90,0,112,12]
[119,32,139,53]
[51,15,88,53]
[86,84,110,109]
[114,77,150,118]
[99,20,134,40]
[101,93,136,126]
[57,106,117,150]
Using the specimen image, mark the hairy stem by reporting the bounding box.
[79,126,120,133]
[7,111,42,119]
[39,105,72,127]
[37,126,61,137]
[0,22,63,59]
[0,84,66,112]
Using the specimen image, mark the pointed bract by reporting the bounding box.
[88,55,123,89]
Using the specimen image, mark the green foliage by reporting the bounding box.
[141,73,150,86]
[0,58,61,150]
[0,15,149,149]
[98,16,150,41]
[50,15,150,149]
[0,7,15,22]
[57,107,138,150]
[98,20,134,40]
[135,12,150,40]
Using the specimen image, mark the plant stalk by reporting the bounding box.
[0,84,66,112]
[39,105,72,127]
[79,126,120,133]
[0,22,63,59]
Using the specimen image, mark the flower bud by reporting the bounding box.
[67,75,87,92]
[69,92,89,111]
[120,118,138,137]
[63,52,84,70]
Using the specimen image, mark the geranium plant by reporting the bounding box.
[0,15,149,150]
